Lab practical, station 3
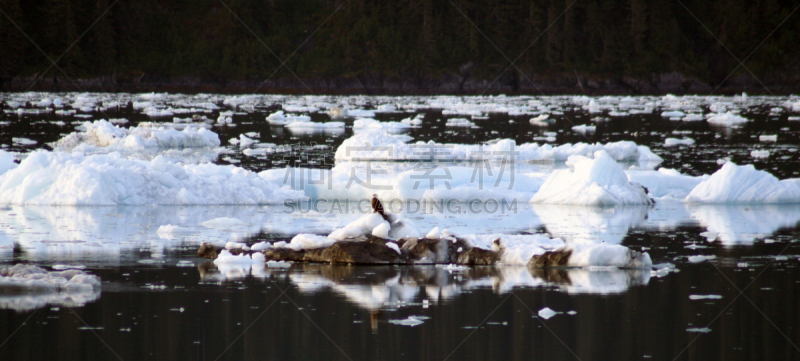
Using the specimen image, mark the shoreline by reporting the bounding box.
[3,71,795,95]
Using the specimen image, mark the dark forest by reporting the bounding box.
[1,0,799,93]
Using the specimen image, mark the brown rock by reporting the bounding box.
[528,248,573,268]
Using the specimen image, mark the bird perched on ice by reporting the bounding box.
[371,194,387,220]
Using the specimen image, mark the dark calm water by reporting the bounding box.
[1,93,800,360]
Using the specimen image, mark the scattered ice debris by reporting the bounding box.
[0,264,101,312]
[689,295,722,300]
[686,327,712,333]
[751,150,770,159]
[389,315,429,327]
[531,151,653,206]
[538,307,558,320]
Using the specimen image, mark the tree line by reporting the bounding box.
[1,0,798,90]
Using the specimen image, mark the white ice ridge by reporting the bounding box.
[334,130,662,167]
[531,151,653,206]
[0,264,101,312]
[0,150,303,205]
[53,119,220,152]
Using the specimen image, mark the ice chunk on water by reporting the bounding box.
[0,264,101,311]
[664,137,695,147]
[538,307,558,319]
[706,111,750,126]
[389,316,428,327]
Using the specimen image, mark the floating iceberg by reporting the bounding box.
[685,162,800,203]
[530,151,653,206]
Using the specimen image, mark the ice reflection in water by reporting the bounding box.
[197,262,652,331]
[1,203,800,263]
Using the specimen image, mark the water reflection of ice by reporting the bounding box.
[687,204,800,245]
[0,205,273,261]
[532,204,650,244]
[246,265,651,310]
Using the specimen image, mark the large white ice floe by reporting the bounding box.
[334,130,662,168]
[0,264,101,311]
[0,150,303,205]
[685,162,800,204]
[530,151,653,206]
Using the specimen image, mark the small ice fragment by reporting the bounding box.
[389,316,428,327]
[386,242,401,254]
[688,255,714,263]
[686,327,712,333]
[689,295,722,300]
[538,307,557,320]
